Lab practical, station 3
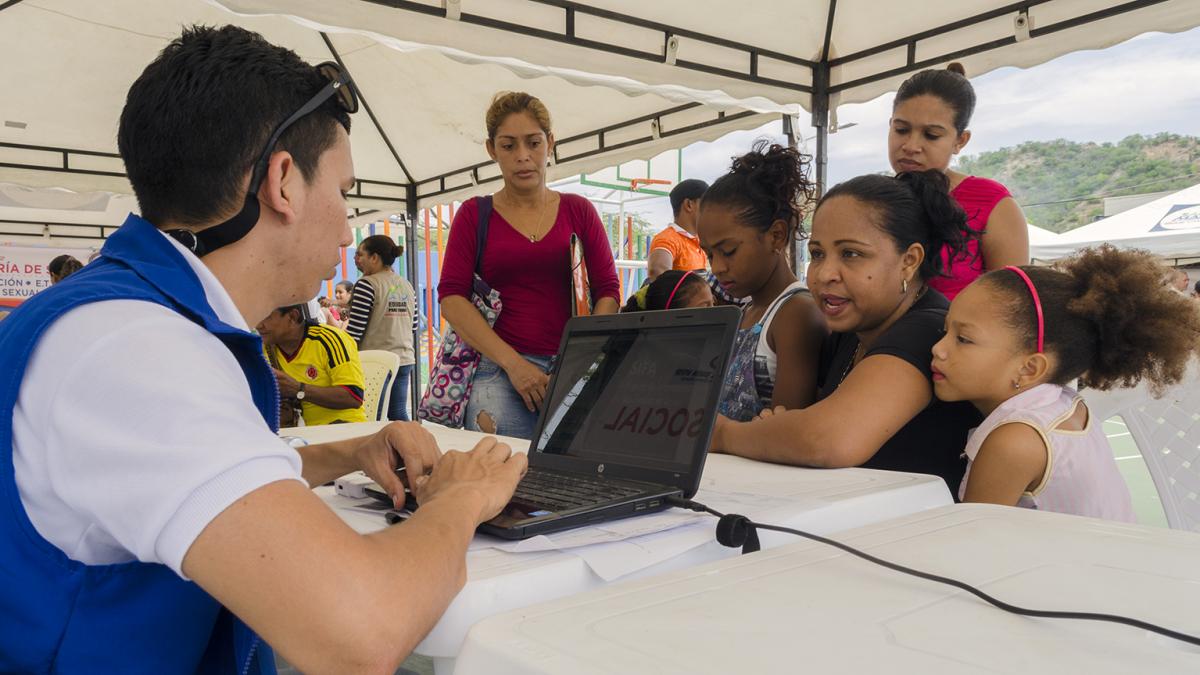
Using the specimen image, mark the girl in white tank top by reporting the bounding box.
[930,247,1200,521]
[699,143,827,422]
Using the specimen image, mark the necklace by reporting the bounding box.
[838,339,864,385]
[837,284,928,385]
[503,190,551,242]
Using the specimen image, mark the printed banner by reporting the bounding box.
[0,246,93,307]
[1152,203,1200,232]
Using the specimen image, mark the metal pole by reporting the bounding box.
[782,113,803,275]
[812,63,830,200]
[811,63,831,288]
[815,123,828,196]
[405,185,421,421]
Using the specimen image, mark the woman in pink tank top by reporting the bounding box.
[889,63,1029,299]
[930,246,1200,521]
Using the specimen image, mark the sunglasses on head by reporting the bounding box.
[167,61,359,257]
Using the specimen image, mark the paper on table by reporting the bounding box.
[322,480,830,581]
[325,499,390,534]
[464,487,826,580]
[568,520,716,581]
[489,509,708,554]
[564,488,829,580]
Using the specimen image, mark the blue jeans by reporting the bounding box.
[465,354,554,440]
[388,364,414,422]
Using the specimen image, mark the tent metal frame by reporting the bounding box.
[356,0,1172,195]
[0,218,112,242]
[6,0,1170,201]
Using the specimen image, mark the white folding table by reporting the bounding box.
[283,421,954,672]
[455,503,1200,674]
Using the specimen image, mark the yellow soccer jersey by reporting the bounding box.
[265,324,367,425]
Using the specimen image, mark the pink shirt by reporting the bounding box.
[959,384,1136,523]
[438,193,620,356]
[928,176,1011,300]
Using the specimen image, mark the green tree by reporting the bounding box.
[956,133,1200,232]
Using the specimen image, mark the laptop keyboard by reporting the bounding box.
[513,468,649,512]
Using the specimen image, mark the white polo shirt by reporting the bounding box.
[11,231,305,577]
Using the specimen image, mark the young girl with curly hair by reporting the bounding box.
[932,245,1200,519]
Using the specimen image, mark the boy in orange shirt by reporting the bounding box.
[647,179,709,280]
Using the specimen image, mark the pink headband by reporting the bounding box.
[1003,265,1044,353]
[665,271,693,309]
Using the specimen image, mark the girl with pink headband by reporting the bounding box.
[931,245,1200,520]
[621,270,713,312]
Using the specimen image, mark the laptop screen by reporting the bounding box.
[532,322,728,475]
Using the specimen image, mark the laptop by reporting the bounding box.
[477,305,739,539]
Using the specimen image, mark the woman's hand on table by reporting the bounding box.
[505,357,550,412]
[757,406,785,420]
[710,409,782,456]
[709,415,732,454]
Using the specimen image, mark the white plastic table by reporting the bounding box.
[282,422,953,672]
[455,503,1200,675]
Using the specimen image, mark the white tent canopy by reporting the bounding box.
[4,1,1199,217]
[0,0,780,223]
[218,0,1200,190]
[221,1,1200,114]
[1031,182,1200,262]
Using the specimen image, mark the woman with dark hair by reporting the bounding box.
[47,255,83,285]
[346,234,418,420]
[889,63,1029,299]
[699,142,826,420]
[710,170,984,493]
[438,91,621,439]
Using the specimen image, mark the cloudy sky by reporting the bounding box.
[574,26,1200,227]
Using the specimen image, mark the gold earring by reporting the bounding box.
[901,278,908,295]
[1014,381,1021,390]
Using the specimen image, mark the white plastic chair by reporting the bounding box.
[358,350,401,422]
[1081,367,1200,533]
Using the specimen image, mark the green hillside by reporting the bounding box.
[954,133,1200,233]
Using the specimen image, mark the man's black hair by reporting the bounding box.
[118,25,351,228]
[669,179,709,218]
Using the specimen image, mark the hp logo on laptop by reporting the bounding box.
[597,464,605,474]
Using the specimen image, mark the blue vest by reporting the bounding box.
[0,215,278,674]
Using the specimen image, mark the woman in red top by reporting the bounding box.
[889,63,1030,299]
[439,92,620,438]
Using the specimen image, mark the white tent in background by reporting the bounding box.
[1031,183,1200,262]
[1027,224,1059,248]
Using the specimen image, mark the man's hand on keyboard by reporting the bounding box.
[413,437,528,525]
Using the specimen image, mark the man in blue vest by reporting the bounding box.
[0,25,526,674]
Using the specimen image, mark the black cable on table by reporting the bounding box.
[665,496,1200,648]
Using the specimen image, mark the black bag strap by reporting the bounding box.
[475,196,493,276]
